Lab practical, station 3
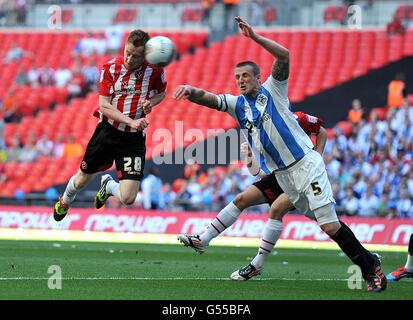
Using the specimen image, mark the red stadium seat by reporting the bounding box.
[336,121,352,136]
[369,107,388,121]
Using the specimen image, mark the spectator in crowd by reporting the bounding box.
[62,134,83,158]
[44,186,59,204]
[105,24,124,55]
[27,62,40,87]
[82,60,100,92]
[2,87,21,123]
[201,0,215,27]
[183,159,201,179]
[3,42,27,63]
[14,0,30,25]
[386,14,406,36]
[341,187,359,216]
[72,35,82,57]
[6,133,23,162]
[162,183,176,210]
[0,1,11,26]
[79,32,98,57]
[141,167,163,210]
[249,0,264,26]
[17,132,38,163]
[55,63,72,88]
[67,62,86,98]
[397,190,412,218]
[94,33,108,56]
[175,180,193,211]
[263,4,277,26]
[358,187,380,217]
[36,133,54,157]
[223,0,240,33]
[15,65,28,85]
[387,73,406,109]
[377,193,392,218]
[51,132,65,158]
[38,62,55,86]
[347,98,364,124]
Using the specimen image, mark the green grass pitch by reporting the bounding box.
[0,240,411,300]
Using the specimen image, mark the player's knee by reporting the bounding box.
[320,221,341,237]
[269,206,284,220]
[121,194,136,206]
[74,172,89,189]
[233,193,247,210]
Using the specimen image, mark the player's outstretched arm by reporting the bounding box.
[173,85,219,110]
[235,16,289,81]
[314,126,327,155]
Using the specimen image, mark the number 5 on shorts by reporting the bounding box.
[311,181,322,196]
[124,157,142,172]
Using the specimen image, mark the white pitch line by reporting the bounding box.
[0,277,353,281]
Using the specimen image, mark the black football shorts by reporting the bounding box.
[80,121,146,181]
[252,173,285,205]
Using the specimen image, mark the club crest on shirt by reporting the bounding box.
[256,94,268,109]
[135,70,144,79]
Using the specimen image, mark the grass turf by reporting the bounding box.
[0,240,411,300]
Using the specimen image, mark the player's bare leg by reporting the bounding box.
[54,170,95,221]
[231,193,293,280]
[178,185,267,254]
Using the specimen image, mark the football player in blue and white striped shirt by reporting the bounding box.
[174,16,386,292]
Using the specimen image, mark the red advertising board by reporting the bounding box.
[0,205,412,246]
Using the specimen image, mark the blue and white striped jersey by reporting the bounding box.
[216,75,313,173]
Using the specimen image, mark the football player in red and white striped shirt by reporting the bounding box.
[54,29,167,221]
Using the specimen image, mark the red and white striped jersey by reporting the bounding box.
[293,111,324,136]
[96,56,167,132]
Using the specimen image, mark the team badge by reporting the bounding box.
[256,94,268,108]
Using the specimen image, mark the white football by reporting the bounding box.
[145,36,176,67]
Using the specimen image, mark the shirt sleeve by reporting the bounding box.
[98,64,113,97]
[262,75,288,103]
[300,113,323,135]
[215,94,239,119]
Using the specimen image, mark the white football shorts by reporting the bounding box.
[274,150,338,225]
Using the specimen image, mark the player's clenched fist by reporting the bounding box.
[129,118,149,131]
[173,85,193,100]
[141,98,152,115]
[240,142,252,158]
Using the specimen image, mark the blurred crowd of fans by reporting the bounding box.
[0,28,124,123]
[0,0,31,26]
